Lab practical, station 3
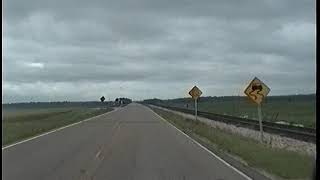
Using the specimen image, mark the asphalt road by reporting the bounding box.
[3,103,251,180]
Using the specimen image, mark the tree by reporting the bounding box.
[100,96,105,102]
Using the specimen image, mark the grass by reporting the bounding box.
[167,98,315,128]
[2,107,113,146]
[151,107,314,180]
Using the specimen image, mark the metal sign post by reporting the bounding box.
[195,98,198,121]
[257,104,263,142]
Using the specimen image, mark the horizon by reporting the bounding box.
[3,93,315,105]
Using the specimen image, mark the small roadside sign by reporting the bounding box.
[189,86,202,100]
[244,77,270,104]
[244,77,271,143]
[188,85,202,122]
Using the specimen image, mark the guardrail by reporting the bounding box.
[144,103,316,143]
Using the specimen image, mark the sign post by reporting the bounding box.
[195,98,198,121]
[188,86,202,122]
[257,103,263,141]
[244,77,270,143]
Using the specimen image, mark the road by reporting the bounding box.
[3,103,250,180]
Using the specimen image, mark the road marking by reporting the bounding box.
[95,150,102,159]
[2,108,118,150]
[146,106,252,180]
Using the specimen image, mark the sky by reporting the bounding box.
[3,0,316,103]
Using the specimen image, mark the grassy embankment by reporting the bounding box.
[165,97,315,128]
[151,107,314,180]
[3,107,113,146]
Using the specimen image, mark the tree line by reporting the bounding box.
[142,94,315,105]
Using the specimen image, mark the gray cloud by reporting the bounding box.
[3,0,315,103]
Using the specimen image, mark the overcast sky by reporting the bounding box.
[3,0,316,103]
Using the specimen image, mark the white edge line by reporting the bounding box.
[2,108,118,150]
[147,105,253,180]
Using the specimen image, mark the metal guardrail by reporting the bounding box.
[145,103,316,143]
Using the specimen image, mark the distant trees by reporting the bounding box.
[100,96,105,102]
[142,98,163,105]
[142,94,316,106]
[115,97,132,105]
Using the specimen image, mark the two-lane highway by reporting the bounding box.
[3,103,251,180]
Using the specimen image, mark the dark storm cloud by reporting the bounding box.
[3,0,315,102]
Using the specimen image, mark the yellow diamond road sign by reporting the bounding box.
[244,77,270,104]
[189,86,202,100]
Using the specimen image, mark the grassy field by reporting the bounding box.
[151,107,314,180]
[2,107,113,146]
[162,95,315,128]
